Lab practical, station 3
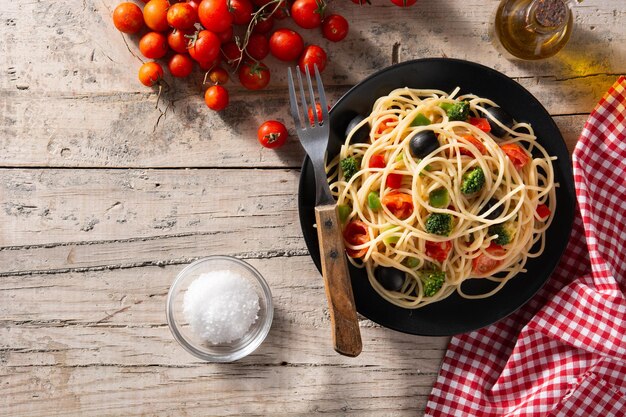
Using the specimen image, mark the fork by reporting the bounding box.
[288,65,362,357]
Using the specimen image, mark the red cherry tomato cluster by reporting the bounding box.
[112,0,351,149]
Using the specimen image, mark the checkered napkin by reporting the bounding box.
[425,76,626,416]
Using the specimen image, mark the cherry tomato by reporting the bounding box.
[167,2,197,30]
[386,173,403,189]
[204,85,229,110]
[368,154,386,169]
[469,117,492,132]
[252,15,274,34]
[168,29,193,54]
[472,243,506,275]
[207,66,229,84]
[500,143,530,170]
[187,0,201,12]
[343,220,370,258]
[113,2,144,34]
[198,0,233,33]
[269,29,304,61]
[307,103,330,125]
[238,61,270,90]
[245,33,269,60]
[390,0,417,6]
[168,53,194,77]
[271,0,290,19]
[536,203,551,220]
[322,14,348,42]
[188,30,220,63]
[291,0,325,29]
[298,45,327,74]
[143,0,170,32]
[458,135,486,156]
[382,191,413,219]
[138,61,164,87]
[216,26,233,43]
[221,41,243,67]
[229,0,254,25]
[139,32,168,59]
[257,120,288,148]
[425,240,452,263]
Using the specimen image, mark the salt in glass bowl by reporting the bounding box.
[166,256,273,362]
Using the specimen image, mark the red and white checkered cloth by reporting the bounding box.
[426,76,626,416]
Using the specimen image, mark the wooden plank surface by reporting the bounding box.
[1,0,625,415]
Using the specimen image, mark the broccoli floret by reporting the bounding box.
[446,101,470,121]
[461,167,485,195]
[420,269,445,297]
[488,222,516,245]
[340,157,359,181]
[425,213,453,236]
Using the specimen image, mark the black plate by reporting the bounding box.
[298,58,576,336]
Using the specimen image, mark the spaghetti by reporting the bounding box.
[327,87,556,309]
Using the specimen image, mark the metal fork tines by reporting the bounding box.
[287,65,334,206]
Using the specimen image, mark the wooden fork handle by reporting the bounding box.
[314,204,363,357]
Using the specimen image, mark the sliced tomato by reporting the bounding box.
[425,240,452,263]
[368,154,385,169]
[386,173,403,189]
[500,143,530,170]
[382,191,413,219]
[375,117,394,135]
[459,135,486,156]
[468,117,491,132]
[343,220,370,258]
[536,203,551,220]
[472,242,506,275]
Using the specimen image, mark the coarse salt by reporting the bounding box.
[183,270,260,344]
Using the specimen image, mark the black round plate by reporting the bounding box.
[298,58,575,336]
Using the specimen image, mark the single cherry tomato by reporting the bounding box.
[204,85,229,110]
[245,33,269,61]
[167,2,197,30]
[472,242,506,275]
[198,55,221,70]
[168,53,194,77]
[322,14,348,42]
[469,117,492,133]
[139,32,168,59]
[298,44,327,74]
[207,66,229,84]
[425,240,452,263]
[291,0,325,29]
[257,120,288,148]
[252,15,274,34]
[271,0,290,19]
[269,29,304,61]
[368,154,386,169]
[221,41,243,67]
[238,61,270,90]
[536,203,551,220]
[382,191,413,219]
[138,61,164,86]
[343,220,370,258]
[187,0,201,13]
[198,0,233,33]
[229,0,254,25]
[386,173,403,189]
[113,2,144,34]
[459,135,487,156]
[188,30,220,63]
[390,0,417,6]
[168,29,193,54]
[216,26,233,43]
[307,103,330,125]
[143,0,170,32]
[500,143,530,170]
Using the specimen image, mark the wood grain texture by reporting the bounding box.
[1,0,624,415]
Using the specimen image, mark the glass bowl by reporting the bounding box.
[166,256,273,362]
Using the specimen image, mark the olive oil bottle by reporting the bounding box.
[494,0,574,60]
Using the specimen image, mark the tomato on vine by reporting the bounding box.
[291,0,325,29]
[269,29,304,61]
[252,14,274,34]
[245,33,269,61]
[139,32,169,59]
[229,0,254,25]
[238,61,270,90]
[138,62,164,87]
[205,85,229,110]
[322,14,349,42]
[208,66,229,84]
[258,120,288,148]
[113,2,144,34]
[143,0,170,32]
[221,41,243,67]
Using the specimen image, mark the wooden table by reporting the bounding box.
[1,0,624,415]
